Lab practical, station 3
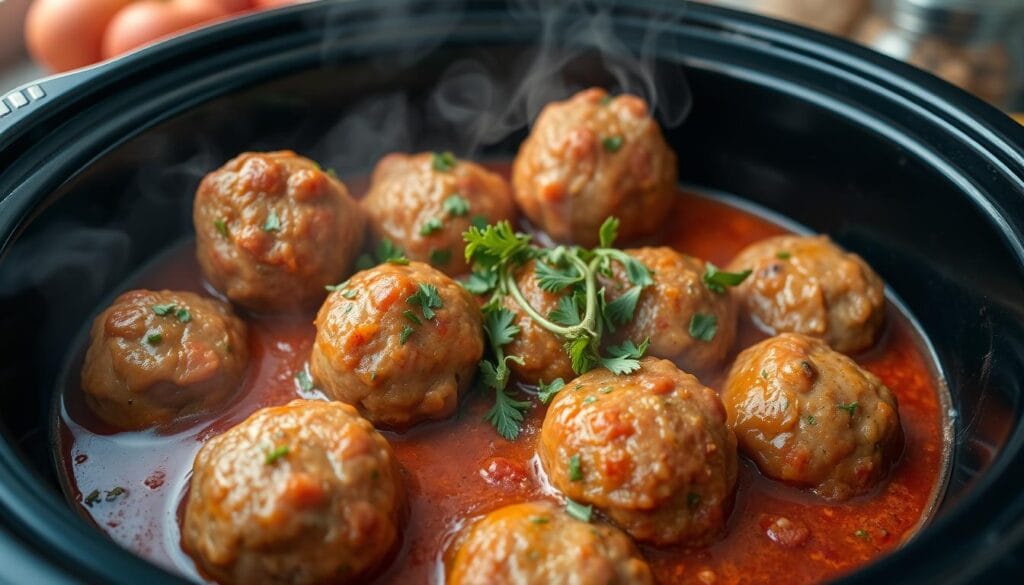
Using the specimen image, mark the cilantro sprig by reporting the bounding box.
[465,217,655,439]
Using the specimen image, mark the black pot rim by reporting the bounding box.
[1,1,1023,583]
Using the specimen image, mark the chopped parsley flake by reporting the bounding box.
[777,251,792,260]
[582,396,598,404]
[263,211,281,232]
[295,369,314,392]
[420,217,444,236]
[431,151,457,172]
[214,218,229,238]
[265,445,290,465]
[529,516,550,524]
[407,283,443,320]
[837,402,859,415]
[443,194,471,217]
[565,499,593,522]
[341,289,358,300]
[689,313,718,342]
[400,325,415,345]
[806,415,817,426]
[152,303,189,323]
[145,333,162,346]
[854,529,870,541]
[568,454,583,481]
[703,262,752,293]
[402,310,422,325]
[83,489,100,507]
[602,135,624,152]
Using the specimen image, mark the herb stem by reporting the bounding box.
[502,268,575,337]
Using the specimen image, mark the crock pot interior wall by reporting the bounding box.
[0,1,1022,582]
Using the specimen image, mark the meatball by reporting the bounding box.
[80,289,248,430]
[538,357,737,546]
[194,150,366,312]
[727,234,885,353]
[501,260,576,386]
[448,501,653,585]
[310,261,484,428]
[361,152,516,276]
[512,88,678,246]
[722,333,903,500]
[182,400,405,585]
[607,247,737,375]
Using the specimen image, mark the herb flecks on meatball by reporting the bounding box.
[448,501,653,585]
[723,333,903,500]
[311,261,484,428]
[80,289,248,430]
[194,150,367,312]
[362,151,516,276]
[512,88,678,245]
[183,400,406,585]
[539,357,738,546]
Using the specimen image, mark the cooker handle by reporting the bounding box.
[0,62,112,137]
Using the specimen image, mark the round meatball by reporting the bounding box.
[727,234,885,353]
[310,261,484,428]
[194,150,366,312]
[722,333,903,500]
[501,260,576,386]
[539,357,737,546]
[448,501,653,585]
[361,152,516,276]
[607,247,737,375]
[512,87,678,246]
[80,289,248,430]
[182,400,405,585]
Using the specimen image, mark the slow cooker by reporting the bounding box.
[1,0,1023,583]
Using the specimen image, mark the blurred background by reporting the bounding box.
[1,0,1023,116]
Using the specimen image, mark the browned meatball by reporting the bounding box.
[80,289,248,430]
[722,333,903,500]
[539,358,737,546]
[361,152,516,276]
[448,501,653,585]
[501,259,576,386]
[512,88,678,246]
[310,261,484,428]
[727,235,885,353]
[194,150,366,312]
[182,400,405,585]
[607,247,737,375]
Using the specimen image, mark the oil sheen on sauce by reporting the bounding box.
[56,191,949,585]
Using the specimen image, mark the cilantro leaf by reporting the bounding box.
[568,454,583,481]
[601,338,650,374]
[548,296,582,327]
[377,238,409,265]
[407,283,443,320]
[152,303,175,316]
[420,217,444,236]
[464,269,498,295]
[214,218,229,238]
[432,151,457,172]
[622,256,654,287]
[689,313,718,341]
[484,307,520,347]
[399,325,415,345]
[703,262,751,294]
[443,194,471,217]
[566,335,599,374]
[599,217,619,248]
[265,445,290,465]
[535,261,582,293]
[604,285,643,326]
[463,221,532,268]
[602,135,624,152]
[837,402,859,415]
[484,386,531,441]
[537,378,565,405]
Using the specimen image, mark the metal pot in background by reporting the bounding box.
[855,0,1024,109]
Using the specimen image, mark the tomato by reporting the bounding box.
[25,0,134,72]
[101,0,233,60]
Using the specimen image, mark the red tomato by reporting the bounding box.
[101,0,233,60]
[25,0,134,72]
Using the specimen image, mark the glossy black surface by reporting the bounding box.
[1,1,1023,583]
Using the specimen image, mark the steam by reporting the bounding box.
[313,0,694,170]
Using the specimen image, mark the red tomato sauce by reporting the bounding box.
[55,188,950,585]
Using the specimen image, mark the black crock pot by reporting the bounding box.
[1,1,1023,583]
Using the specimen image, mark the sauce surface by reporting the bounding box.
[55,188,949,585]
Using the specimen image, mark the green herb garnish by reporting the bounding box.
[265,445,290,465]
[838,402,859,415]
[83,489,100,507]
[420,217,444,236]
[400,325,415,345]
[565,499,593,522]
[263,211,281,232]
[295,369,314,392]
[479,308,530,440]
[806,415,817,426]
[602,135,623,152]
[854,529,870,541]
[145,333,162,346]
[431,151,457,172]
[688,313,717,342]
[703,262,752,294]
[777,251,792,260]
[214,218,229,238]
[402,310,422,325]
[105,486,127,502]
[568,454,583,481]
[529,516,550,524]
[443,194,471,217]
[407,283,443,320]
[537,378,565,405]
